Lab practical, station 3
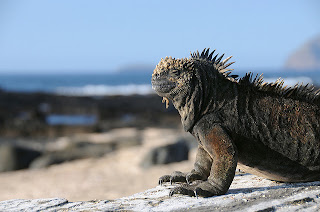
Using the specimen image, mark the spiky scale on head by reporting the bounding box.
[151,48,238,110]
[152,48,320,107]
[153,48,237,83]
[188,48,238,82]
[152,57,189,77]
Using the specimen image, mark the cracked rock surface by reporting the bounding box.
[1,174,320,211]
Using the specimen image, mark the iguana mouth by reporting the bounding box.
[151,78,176,94]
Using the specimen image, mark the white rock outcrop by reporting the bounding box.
[1,174,320,211]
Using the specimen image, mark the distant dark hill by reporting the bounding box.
[116,64,154,74]
[285,35,320,70]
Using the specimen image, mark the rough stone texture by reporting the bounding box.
[1,174,320,211]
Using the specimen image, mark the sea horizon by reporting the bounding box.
[0,69,319,96]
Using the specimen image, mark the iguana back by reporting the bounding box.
[151,48,320,197]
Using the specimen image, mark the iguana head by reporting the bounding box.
[151,56,193,107]
[151,48,236,131]
[151,48,235,108]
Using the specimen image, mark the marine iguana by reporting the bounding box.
[151,48,320,197]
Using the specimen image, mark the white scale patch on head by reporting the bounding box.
[153,57,189,76]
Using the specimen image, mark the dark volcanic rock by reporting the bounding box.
[0,144,42,172]
[140,139,190,168]
[0,92,180,137]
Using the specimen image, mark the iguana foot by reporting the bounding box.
[169,181,225,198]
[159,171,187,185]
[159,170,207,185]
[186,171,208,184]
[169,184,197,197]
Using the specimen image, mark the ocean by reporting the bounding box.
[0,69,319,96]
[0,72,153,96]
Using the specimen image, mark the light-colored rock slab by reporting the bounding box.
[1,174,320,211]
[0,198,68,211]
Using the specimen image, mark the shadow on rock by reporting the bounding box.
[227,180,320,195]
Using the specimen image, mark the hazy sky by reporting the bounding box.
[0,0,319,73]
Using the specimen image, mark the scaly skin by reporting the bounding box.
[151,48,320,197]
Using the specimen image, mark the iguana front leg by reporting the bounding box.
[158,145,212,185]
[186,145,213,183]
[170,119,238,197]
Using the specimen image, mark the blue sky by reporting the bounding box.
[0,0,319,73]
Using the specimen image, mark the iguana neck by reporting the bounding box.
[172,76,238,132]
[172,87,201,132]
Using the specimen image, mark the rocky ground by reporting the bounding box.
[0,128,194,201]
[1,172,320,211]
[1,91,320,211]
[1,128,320,211]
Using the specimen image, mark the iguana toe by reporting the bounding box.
[159,171,187,185]
[194,181,226,197]
[169,184,196,197]
[158,175,171,185]
[170,171,187,184]
[186,172,207,184]
[169,181,225,197]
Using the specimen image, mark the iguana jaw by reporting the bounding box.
[151,76,176,97]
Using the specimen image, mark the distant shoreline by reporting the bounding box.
[0,90,180,138]
[0,70,319,96]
